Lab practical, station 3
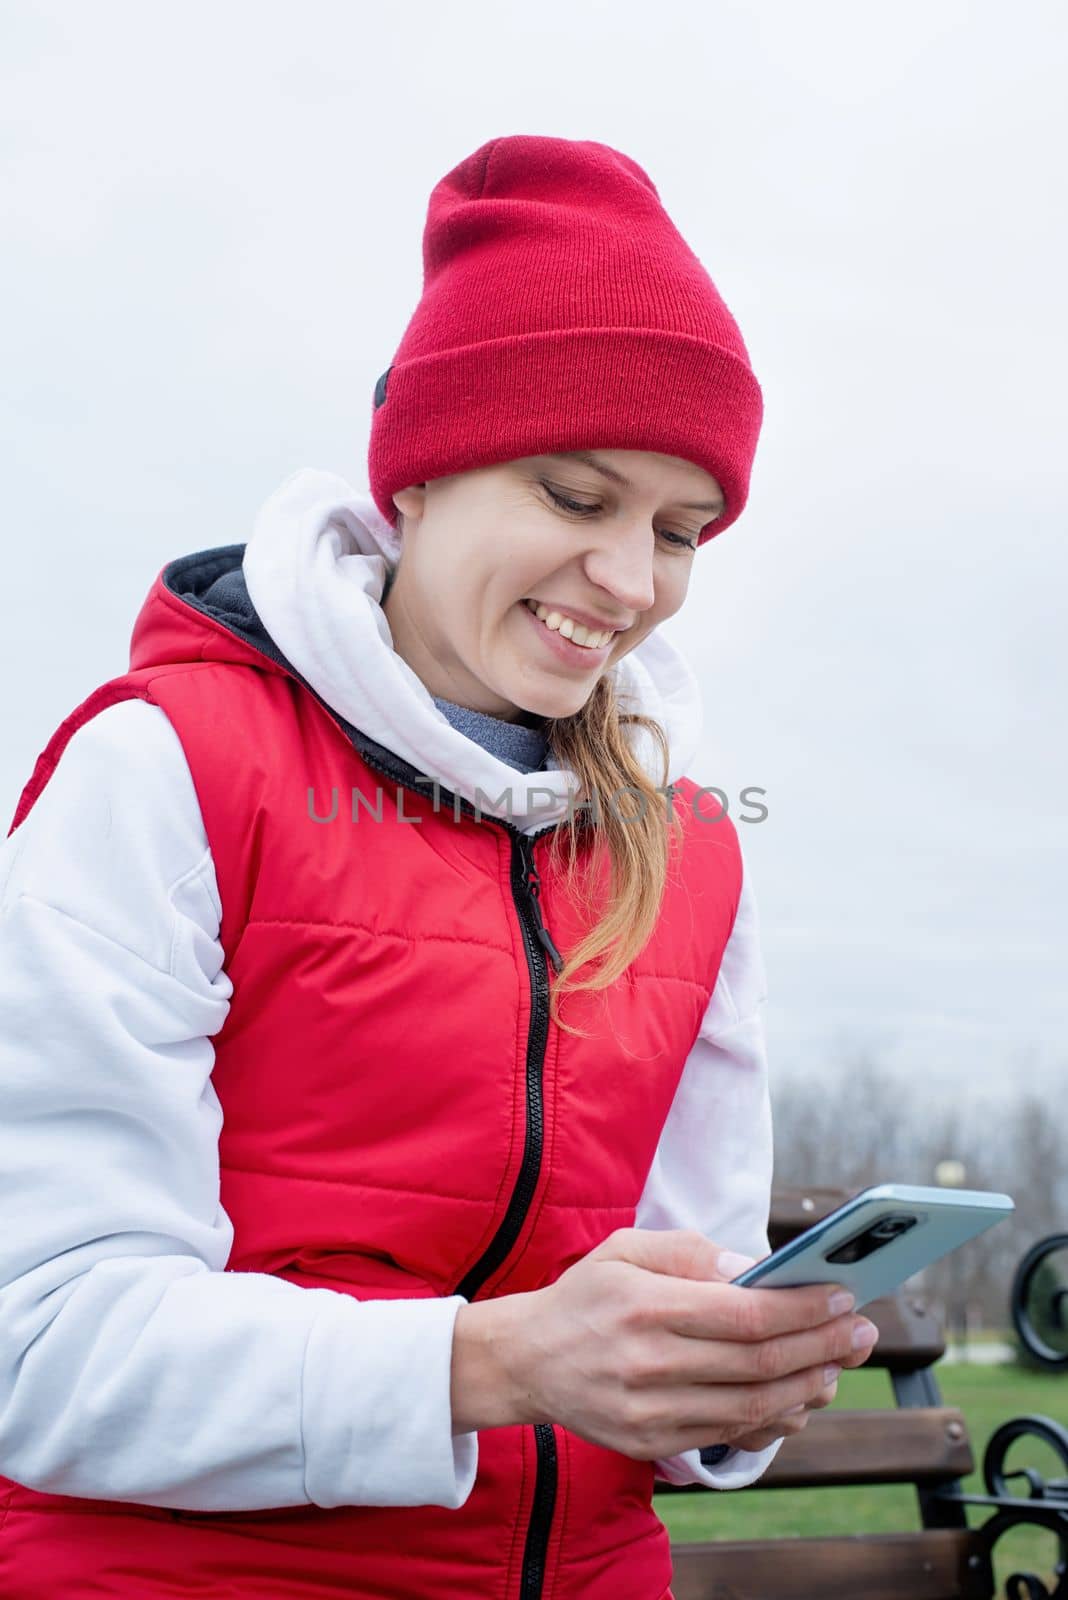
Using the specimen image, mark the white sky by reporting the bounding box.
[3,0,1065,1113]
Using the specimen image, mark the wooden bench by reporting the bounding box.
[656,1185,1068,1600]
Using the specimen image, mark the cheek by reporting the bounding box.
[465,580,525,654]
[651,573,691,624]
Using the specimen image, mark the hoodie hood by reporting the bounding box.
[136,469,705,836]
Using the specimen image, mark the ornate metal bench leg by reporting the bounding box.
[967,1416,1068,1599]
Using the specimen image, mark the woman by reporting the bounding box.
[0,135,878,1598]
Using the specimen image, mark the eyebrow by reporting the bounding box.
[543,451,725,513]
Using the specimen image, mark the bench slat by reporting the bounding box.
[671,1528,990,1600]
[756,1406,973,1486]
[656,1407,972,1495]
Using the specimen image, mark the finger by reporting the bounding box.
[595,1228,758,1285]
[838,1341,879,1371]
[663,1359,843,1439]
[722,1420,805,1459]
[655,1310,876,1388]
[770,1376,837,1427]
[712,1414,808,1453]
[663,1279,859,1344]
[692,1374,839,1455]
[803,1378,840,1411]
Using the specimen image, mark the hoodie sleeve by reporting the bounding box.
[636,846,786,1490]
[0,697,478,1511]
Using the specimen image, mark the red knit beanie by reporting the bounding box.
[367,134,763,546]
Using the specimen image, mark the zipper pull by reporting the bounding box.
[534,920,564,975]
[520,837,565,975]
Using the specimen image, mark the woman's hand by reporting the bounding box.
[503,1227,880,1462]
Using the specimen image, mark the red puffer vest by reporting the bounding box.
[0,548,743,1599]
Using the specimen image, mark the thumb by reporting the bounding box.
[593,1226,758,1284]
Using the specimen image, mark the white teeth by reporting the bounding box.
[524,599,613,650]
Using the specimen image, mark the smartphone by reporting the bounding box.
[728,1183,1014,1310]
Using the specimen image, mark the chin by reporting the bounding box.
[520,684,595,722]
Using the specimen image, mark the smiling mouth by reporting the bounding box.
[521,598,620,651]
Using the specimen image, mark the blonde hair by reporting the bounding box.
[542,673,685,1038]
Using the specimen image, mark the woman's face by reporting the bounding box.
[385,448,725,722]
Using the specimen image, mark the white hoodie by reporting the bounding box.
[0,469,783,1513]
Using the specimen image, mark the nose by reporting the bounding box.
[581,521,657,617]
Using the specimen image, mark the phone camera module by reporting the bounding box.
[826,1212,919,1265]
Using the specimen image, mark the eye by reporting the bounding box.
[542,483,599,517]
[541,483,698,551]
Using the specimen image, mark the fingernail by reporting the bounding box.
[823,1364,841,1385]
[783,1402,806,1415]
[827,1289,856,1315]
[852,1318,879,1349]
[717,1250,757,1278]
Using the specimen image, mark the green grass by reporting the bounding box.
[655,1360,1068,1595]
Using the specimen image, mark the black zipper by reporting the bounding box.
[453,828,561,1300]
[518,1418,558,1600]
